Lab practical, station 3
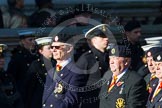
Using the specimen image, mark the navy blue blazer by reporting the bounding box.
[42,61,86,108]
[146,78,162,108]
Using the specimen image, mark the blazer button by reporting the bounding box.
[43,104,46,107]
[50,104,53,107]
[55,94,58,97]
[60,74,63,77]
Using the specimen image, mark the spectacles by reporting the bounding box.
[50,45,64,50]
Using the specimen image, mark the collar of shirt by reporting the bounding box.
[116,68,128,82]
[59,58,72,70]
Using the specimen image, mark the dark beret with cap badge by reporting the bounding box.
[109,43,131,58]
[53,34,75,46]
[153,52,162,62]
[146,47,162,58]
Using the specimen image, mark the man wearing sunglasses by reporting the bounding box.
[42,35,86,108]
[7,30,38,104]
[76,24,110,108]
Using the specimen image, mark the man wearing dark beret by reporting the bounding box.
[76,24,110,108]
[42,35,86,108]
[143,47,162,85]
[99,44,147,108]
[122,20,145,71]
[146,51,162,108]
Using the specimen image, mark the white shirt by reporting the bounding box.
[114,68,128,82]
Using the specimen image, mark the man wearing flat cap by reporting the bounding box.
[7,30,38,103]
[24,37,55,108]
[99,44,147,108]
[146,51,162,108]
[42,35,86,108]
[76,24,110,108]
[0,44,24,108]
[122,20,145,71]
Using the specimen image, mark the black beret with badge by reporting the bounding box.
[153,52,162,62]
[53,35,74,45]
[109,43,131,58]
[146,47,162,57]
[0,44,8,57]
[85,24,110,39]
[18,30,35,40]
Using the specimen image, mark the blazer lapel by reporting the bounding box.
[148,79,159,104]
[56,62,73,82]
[152,89,162,103]
[43,68,56,103]
[108,71,129,94]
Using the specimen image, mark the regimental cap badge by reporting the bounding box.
[116,98,125,108]
[54,36,59,42]
[111,48,116,54]
[147,51,151,57]
[157,55,161,61]
[102,25,106,32]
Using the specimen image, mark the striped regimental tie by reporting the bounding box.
[108,76,118,92]
[56,64,62,72]
[150,74,156,81]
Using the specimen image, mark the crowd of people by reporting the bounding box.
[0,0,162,108]
[0,0,162,28]
[0,19,162,108]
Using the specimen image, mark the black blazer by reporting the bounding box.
[146,78,162,108]
[99,70,147,108]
